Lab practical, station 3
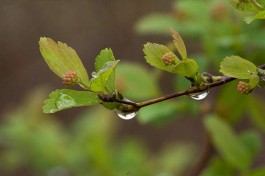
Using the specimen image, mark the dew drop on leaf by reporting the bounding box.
[189,90,209,100]
[55,93,76,109]
[91,71,97,78]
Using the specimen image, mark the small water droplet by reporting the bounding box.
[91,71,97,78]
[189,90,209,100]
[56,94,76,109]
[114,109,138,120]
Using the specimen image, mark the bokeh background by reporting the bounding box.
[0,0,265,176]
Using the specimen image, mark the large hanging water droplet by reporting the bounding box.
[189,90,209,100]
[114,97,138,120]
[114,109,138,120]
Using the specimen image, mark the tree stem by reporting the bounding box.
[115,64,265,109]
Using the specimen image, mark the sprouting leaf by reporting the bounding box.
[220,56,258,79]
[43,89,102,113]
[204,115,251,170]
[94,49,116,93]
[39,37,89,86]
[90,60,119,93]
[143,43,180,73]
[174,59,199,78]
[244,10,265,24]
[95,48,115,72]
[167,27,187,59]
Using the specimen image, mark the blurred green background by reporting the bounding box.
[0,0,265,176]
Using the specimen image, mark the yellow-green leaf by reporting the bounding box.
[167,27,187,59]
[143,42,180,73]
[173,59,199,78]
[220,56,258,79]
[43,89,102,113]
[90,60,119,93]
[39,37,89,86]
[204,115,251,170]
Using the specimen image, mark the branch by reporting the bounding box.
[115,64,265,109]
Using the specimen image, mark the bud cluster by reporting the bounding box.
[237,81,253,94]
[62,71,79,85]
[162,52,177,66]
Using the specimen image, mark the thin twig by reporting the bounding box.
[115,64,265,109]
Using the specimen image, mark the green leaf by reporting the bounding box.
[90,60,119,93]
[216,82,249,123]
[158,144,196,175]
[94,49,116,92]
[167,27,187,59]
[204,115,251,170]
[245,10,265,24]
[220,56,258,79]
[200,157,234,176]
[174,59,199,78]
[115,62,160,100]
[39,37,89,85]
[43,89,102,113]
[94,48,115,72]
[249,74,260,88]
[143,43,180,73]
[239,130,262,158]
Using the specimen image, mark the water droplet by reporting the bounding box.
[91,71,97,78]
[114,109,138,120]
[56,93,76,109]
[114,97,138,120]
[189,90,209,100]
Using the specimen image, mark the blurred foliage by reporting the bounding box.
[134,0,265,125]
[0,87,196,176]
[2,0,265,175]
[133,0,265,175]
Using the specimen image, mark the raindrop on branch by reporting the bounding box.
[189,90,209,100]
[114,109,138,120]
[114,97,138,120]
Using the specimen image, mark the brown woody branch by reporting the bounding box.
[115,64,265,109]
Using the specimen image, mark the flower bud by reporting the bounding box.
[237,81,253,94]
[62,71,79,85]
[162,52,177,66]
